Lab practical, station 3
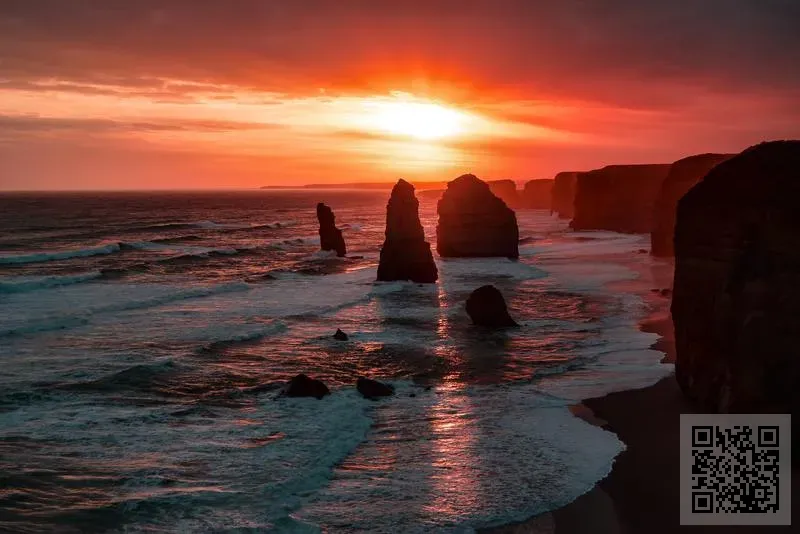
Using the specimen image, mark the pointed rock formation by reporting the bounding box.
[465,285,518,327]
[377,179,438,283]
[672,141,800,425]
[550,172,578,219]
[650,153,733,257]
[316,202,346,257]
[487,179,521,208]
[437,174,519,258]
[283,373,330,400]
[522,179,554,210]
[333,328,348,341]
[570,164,671,233]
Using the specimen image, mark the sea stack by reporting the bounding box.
[650,153,733,257]
[521,179,554,210]
[487,179,521,209]
[316,203,346,257]
[570,164,671,233]
[672,141,800,424]
[437,174,519,258]
[550,172,578,219]
[376,179,438,283]
[465,285,518,327]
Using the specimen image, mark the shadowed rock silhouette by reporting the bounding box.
[487,179,521,208]
[672,141,800,432]
[316,202,346,257]
[283,373,330,399]
[522,179,554,210]
[571,164,670,233]
[437,174,519,258]
[377,179,438,283]
[356,377,395,399]
[333,328,348,341]
[550,172,578,219]
[465,285,518,327]
[651,153,733,257]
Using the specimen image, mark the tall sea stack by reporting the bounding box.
[521,179,554,210]
[650,153,733,257]
[376,179,438,283]
[316,203,346,257]
[672,141,800,424]
[570,164,671,233]
[437,174,519,258]
[550,172,578,219]
[487,179,521,209]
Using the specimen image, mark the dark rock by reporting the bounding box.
[465,285,518,327]
[437,174,519,258]
[333,328,348,341]
[637,248,648,254]
[409,393,416,398]
[672,141,800,422]
[521,179,554,210]
[550,172,578,219]
[316,203,346,257]
[487,179,521,208]
[570,164,671,233]
[651,153,733,257]
[284,373,330,399]
[377,179,438,283]
[356,377,395,399]
[659,288,672,297]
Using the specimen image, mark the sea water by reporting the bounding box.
[0,191,673,533]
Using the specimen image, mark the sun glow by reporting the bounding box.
[368,99,467,140]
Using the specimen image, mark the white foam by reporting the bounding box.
[0,243,121,265]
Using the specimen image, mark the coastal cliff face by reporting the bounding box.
[486,180,521,209]
[437,174,519,258]
[651,153,733,257]
[521,179,554,210]
[672,141,800,418]
[316,203,346,257]
[377,179,438,283]
[550,172,578,219]
[570,164,670,233]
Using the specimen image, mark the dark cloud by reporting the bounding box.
[1,1,798,105]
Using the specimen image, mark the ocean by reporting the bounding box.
[0,190,673,533]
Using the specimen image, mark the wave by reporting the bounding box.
[0,272,103,294]
[198,321,288,354]
[0,282,252,338]
[0,243,121,265]
[60,360,178,394]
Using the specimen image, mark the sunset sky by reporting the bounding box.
[1,0,799,190]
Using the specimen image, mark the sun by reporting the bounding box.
[369,100,466,140]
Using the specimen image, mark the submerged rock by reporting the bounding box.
[316,203,346,257]
[550,172,578,219]
[651,153,733,257]
[284,373,330,399]
[437,174,519,258]
[377,179,438,283]
[356,377,395,399]
[672,141,800,422]
[570,164,671,233]
[465,285,518,327]
[333,328,348,341]
[521,179,554,210]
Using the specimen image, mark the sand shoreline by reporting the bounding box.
[486,300,798,533]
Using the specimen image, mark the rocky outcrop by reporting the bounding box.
[521,179,554,210]
[570,164,670,233]
[333,328,348,341]
[316,203,346,257]
[284,374,330,399]
[437,174,519,258]
[377,179,438,283]
[651,153,733,257]
[672,141,800,421]
[487,180,521,209]
[465,285,518,327]
[550,172,578,219]
[356,377,395,399]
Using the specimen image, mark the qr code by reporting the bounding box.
[680,414,791,525]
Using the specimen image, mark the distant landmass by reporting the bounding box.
[260,181,450,191]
